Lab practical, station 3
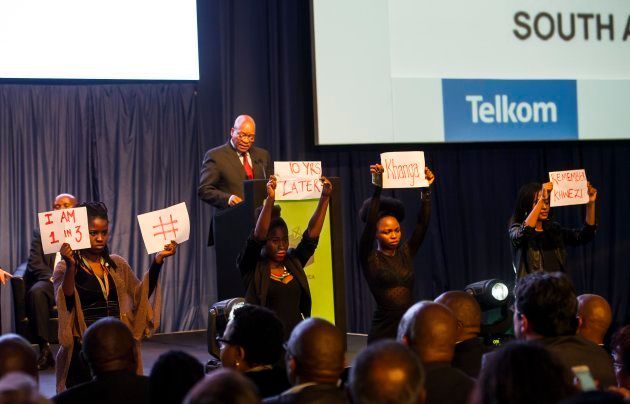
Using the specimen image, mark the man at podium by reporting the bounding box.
[198,114,273,244]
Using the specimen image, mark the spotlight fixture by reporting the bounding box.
[206,297,246,359]
[465,279,514,346]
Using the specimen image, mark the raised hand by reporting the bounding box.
[540,182,553,201]
[587,182,597,204]
[267,175,277,199]
[370,164,384,187]
[156,241,178,264]
[59,243,76,266]
[370,164,384,174]
[320,176,333,197]
[425,166,435,186]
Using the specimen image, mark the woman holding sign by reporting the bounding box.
[509,181,597,279]
[53,202,178,392]
[359,163,435,343]
[237,175,332,339]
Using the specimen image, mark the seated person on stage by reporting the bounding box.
[435,290,493,378]
[53,317,150,404]
[509,181,597,279]
[25,193,77,370]
[349,340,425,404]
[398,301,475,404]
[577,294,613,348]
[54,202,177,392]
[471,341,575,404]
[218,304,290,398]
[512,272,616,389]
[149,350,204,404]
[237,175,332,339]
[359,164,435,343]
[184,368,261,404]
[265,318,347,404]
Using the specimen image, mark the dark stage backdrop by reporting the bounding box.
[1,0,629,333]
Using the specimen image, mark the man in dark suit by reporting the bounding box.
[398,301,475,404]
[198,115,273,239]
[513,272,616,389]
[264,318,347,404]
[435,291,493,378]
[25,193,77,370]
[53,317,149,404]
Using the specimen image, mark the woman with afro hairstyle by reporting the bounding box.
[359,163,435,343]
[54,202,177,392]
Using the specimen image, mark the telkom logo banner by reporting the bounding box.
[442,79,577,141]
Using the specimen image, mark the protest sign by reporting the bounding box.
[274,161,323,200]
[380,151,429,188]
[137,202,190,254]
[548,169,589,207]
[38,207,91,254]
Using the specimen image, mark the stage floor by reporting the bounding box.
[39,330,367,398]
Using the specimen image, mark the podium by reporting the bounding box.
[212,178,346,334]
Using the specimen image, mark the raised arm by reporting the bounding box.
[253,176,277,242]
[59,243,77,296]
[407,166,435,256]
[585,182,597,226]
[306,177,333,239]
[148,241,178,297]
[359,165,384,260]
[523,182,552,229]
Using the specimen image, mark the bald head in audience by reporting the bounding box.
[435,291,482,342]
[82,317,136,377]
[577,294,612,346]
[350,340,425,404]
[285,318,345,385]
[398,301,459,364]
[184,368,260,404]
[0,333,37,381]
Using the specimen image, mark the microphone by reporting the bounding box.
[255,159,267,179]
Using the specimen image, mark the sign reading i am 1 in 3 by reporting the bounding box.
[38,207,91,254]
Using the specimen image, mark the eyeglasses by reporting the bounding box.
[216,336,236,350]
[233,129,255,141]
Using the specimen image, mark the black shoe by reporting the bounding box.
[37,344,55,371]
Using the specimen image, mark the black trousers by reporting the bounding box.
[26,280,55,343]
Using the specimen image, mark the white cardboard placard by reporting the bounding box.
[137,202,190,254]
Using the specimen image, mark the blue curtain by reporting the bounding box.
[0,84,215,332]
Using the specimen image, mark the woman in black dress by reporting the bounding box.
[509,181,597,279]
[237,175,332,339]
[359,164,435,343]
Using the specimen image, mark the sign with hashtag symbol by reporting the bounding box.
[137,202,190,254]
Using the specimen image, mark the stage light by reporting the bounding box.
[465,279,509,310]
[465,279,514,346]
[206,297,246,360]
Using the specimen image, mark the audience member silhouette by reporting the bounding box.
[53,317,149,404]
[349,340,425,404]
[577,294,613,347]
[0,333,38,381]
[265,318,346,403]
[149,350,204,404]
[513,272,616,389]
[398,301,474,404]
[470,341,575,404]
[184,368,261,404]
[218,304,290,398]
[435,291,492,377]
[611,325,630,389]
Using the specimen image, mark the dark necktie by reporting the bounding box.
[242,152,254,179]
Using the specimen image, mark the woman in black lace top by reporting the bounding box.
[359,164,435,343]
